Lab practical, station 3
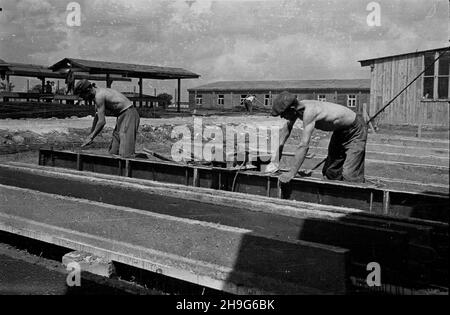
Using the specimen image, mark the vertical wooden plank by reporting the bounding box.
[400,57,408,124]
[77,153,83,171]
[370,63,377,117]
[193,168,200,187]
[383,191,390,215]
[177,79,181,113]
[386,58,393,124]
[385,59,392,124]
[125,160,132,178]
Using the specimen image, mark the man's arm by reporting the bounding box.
[82,97,106,147]
[265,118,296,173]
[90,114,99,134]
[279,114,315,183]
[277,118,296,160]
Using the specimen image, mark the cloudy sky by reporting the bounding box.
[0,0,448,97]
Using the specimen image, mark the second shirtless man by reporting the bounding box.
[269,91,368,184]
[74,79,140,158]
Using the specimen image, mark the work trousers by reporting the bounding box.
[322,114,368,183]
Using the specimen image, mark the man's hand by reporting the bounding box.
[298,169,313,177]
[81,137,94,148]
[265,162,280,174]
[279,172,295,184]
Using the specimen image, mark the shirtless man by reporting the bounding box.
[269,91,368,183]
[74,79,140,158]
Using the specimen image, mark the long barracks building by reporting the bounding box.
[188,79,371,113]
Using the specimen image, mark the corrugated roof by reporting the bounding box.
[359,46,450,66]
[189,79,371,92]
[3,62,131,81]
[49,58,201,80]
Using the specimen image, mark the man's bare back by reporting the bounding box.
[299,100,357,132]
[95,88,133,116]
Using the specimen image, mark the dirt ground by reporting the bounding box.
[0,114,447,167]
[0,114,316,162]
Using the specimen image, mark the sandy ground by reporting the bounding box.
[0,114,289,134]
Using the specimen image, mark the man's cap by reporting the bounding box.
[74,79,92,95]
[271,91,299,116]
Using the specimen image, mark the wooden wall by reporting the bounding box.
[369,53,449,126]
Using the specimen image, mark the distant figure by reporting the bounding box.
[269,91,368,183]
[74,80,140,158]
[65,69,75,95]
[243,94,256,114]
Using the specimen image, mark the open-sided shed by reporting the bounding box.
[0,61,131,93]
[49,58,201,111]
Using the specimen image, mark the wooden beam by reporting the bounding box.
[106,74,112,88]
[177,79,181,113]
[139,78,143,108]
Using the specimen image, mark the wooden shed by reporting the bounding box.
[359,47,449,127]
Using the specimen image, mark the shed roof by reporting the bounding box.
[359,46,450,67]
[2,62,131,82]
[49,58,201,80]
[189,79,371,92]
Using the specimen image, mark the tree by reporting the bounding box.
[157,93,173,108]
[0,81,15,92]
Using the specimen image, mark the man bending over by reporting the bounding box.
[74,79,140,158]
[269,91,368,184]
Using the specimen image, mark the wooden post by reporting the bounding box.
[383,190,390,215]
[6,75,10,92]
[139,78,143,108]
[358,91,362,114]
[177,78,181,113]
[125,160,132,177]
[106,74,112,88]
[193,168,200,187]
[41,77,45,94]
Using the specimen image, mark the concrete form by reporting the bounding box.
[0,163,448,291]
[36,150,449,223]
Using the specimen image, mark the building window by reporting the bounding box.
[240,95,247,105]
[196,94,202,105]
[217,94,224,105]
[318,94,326,102]
[347,95,357,107]
[264,94,271,106]
[423,51,449,99]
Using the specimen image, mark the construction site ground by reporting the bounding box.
[0,114,448,295]
[0,114,448,193]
